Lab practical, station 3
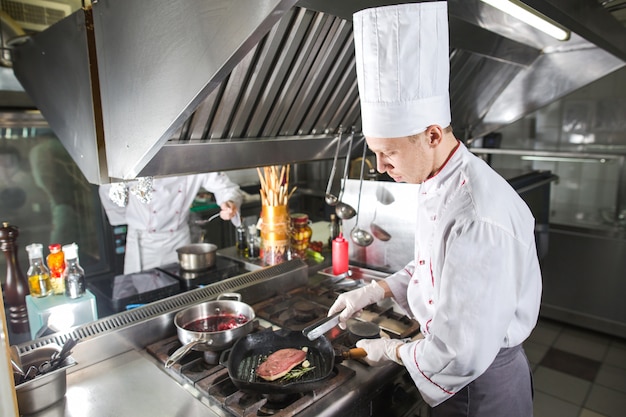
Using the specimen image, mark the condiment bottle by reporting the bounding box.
[290,213,312,259]
[47,243,65,295]
[328,213,340,247]
[235,224,247,256]
[25,243,52,298]
[247,225,260,260]
[332,233,349,275]
[62,243,86,299]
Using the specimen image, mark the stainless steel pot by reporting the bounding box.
[176,242,217,271]
[165,293,255,368]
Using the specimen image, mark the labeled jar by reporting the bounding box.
[25,243,52,298]
[290,213,312,259]
[62,243,85,299]
[46,243,65,295]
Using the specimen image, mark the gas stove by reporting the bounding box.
[145,271,429,417]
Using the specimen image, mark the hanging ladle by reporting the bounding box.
[370,185,393,241]
[335,131,356,220]
[350,140,374,247]
[325,129,344,206]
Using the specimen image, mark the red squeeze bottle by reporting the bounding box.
[332,233,349,275]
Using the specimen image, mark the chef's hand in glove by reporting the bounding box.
[356,338,405,367]
[219,201,239,222]
[327,281,385,329]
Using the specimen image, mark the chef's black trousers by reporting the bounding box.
[431,345,534,417]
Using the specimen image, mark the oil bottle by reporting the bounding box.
[25,243,52,298]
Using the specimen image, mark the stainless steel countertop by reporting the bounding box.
[27,349,220,417]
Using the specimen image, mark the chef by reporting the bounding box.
[99,173,242,274]
[328,2,541,416]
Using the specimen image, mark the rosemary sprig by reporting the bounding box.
[281,366,315,382]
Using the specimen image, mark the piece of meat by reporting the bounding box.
[256,348,307,381]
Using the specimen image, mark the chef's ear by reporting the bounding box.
[425,125,444,147]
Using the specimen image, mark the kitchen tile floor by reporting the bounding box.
[525,318,626,417]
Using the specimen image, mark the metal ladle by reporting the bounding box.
[350,140,374,247]
[335,131,356,220]
[370,185,393,241]
[324,129,344,206]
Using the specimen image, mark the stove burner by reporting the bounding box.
[292,301,318,322]
[203,350,221,365]
[258,393,303,416]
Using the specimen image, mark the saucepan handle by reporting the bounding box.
[165,339,205,368]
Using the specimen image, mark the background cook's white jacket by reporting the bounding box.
[99,172,242,273]
[386,142,542,407]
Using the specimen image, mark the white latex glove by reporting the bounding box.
[327,281,385,329]
[356,338,405,366]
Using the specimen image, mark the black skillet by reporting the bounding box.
[221,328,365,395]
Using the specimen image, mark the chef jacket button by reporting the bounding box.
[431,215,436,221]
[419,260,425,265]
[413,279,419,284]
[176,210,179,214]
[428,299,434,305]
[151,229,156,232]
[169,229,173,232]
[153,210,157,214]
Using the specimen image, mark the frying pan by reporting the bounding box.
[221,328,365,395]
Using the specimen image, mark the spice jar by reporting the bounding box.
[46,243,65,295]
[290,213,312,259]
[62,243,85,299]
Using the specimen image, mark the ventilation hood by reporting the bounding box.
[7,0,626,184]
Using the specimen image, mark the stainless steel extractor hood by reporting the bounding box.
[6,0,626,184]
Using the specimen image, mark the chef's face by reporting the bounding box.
[366,131,436,184]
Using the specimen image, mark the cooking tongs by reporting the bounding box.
[302,313,341,341]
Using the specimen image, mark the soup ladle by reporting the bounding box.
[350,140,374,247]
[324,130,344,206]
[335,131,356,220]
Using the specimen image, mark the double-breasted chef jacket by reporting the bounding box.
[100,173,242,274]
[386,142,542,407]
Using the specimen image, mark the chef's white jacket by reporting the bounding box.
[99,173,242,274]
[387,142,542,407]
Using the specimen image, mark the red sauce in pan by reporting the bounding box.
[183,314,249,332]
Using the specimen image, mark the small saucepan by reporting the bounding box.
[221,328,366,395]
[165,293,255,368]
[177,243,217,271]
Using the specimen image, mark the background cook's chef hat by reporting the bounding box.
[353,1,450,138]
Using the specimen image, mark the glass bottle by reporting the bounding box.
[235,224,247,256]
[47,243,65,295]
[25,243,52,298]
[328,213,340,248]
[290,213,312,259]
[247,225,260,260]
[62,243,86,299]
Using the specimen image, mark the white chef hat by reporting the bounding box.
[353,1,451,138]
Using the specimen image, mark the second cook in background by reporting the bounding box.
[328,2,542,417]
[99,173,242,274]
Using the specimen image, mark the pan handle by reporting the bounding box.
[165,339,205,368]
[218,348,231,367]
[339,347,367,361]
